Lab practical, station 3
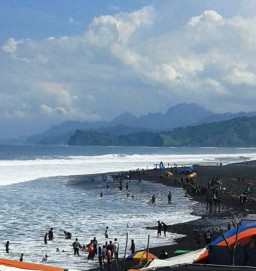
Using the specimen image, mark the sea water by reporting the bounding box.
[0,145,256,270]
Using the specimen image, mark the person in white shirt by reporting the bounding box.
[113,238,119,260]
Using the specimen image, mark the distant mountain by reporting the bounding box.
[111,103,213,130]
[25,120,108,145]
[68,116,256,147]
[24,103,256,145]
[111,112,138,125]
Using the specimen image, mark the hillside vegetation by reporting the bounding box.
[68,116,256,147]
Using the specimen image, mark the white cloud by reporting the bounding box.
[2,38,22,53]
[188,10,222,27]
[86,6,154,45]
[225,68,256,86]
[2,3,256,138]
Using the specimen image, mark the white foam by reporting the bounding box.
[0,149,256,185]
[0,177,198,270]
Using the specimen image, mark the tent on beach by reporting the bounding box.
[128,220,256,271]
[194,219,256,266]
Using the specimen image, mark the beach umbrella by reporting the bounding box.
[126,250,158,261]
[187,172,197,179]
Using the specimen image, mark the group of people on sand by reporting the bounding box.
[181,175,222,213]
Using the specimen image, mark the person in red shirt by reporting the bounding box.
[87,242,94,260]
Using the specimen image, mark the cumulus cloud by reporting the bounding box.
[188,10,223,27]
[86,6,154,45]
[2,2,256,138]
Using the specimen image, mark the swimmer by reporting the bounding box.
[42,255,48,262]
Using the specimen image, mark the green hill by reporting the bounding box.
[68,116,256,147]
[161,116,256,147]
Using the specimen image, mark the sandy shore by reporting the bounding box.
[88,161,256,271]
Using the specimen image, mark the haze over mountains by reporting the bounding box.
[20,103,256,146]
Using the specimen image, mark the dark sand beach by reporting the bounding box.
[89,161,256,271]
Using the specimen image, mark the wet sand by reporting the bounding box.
[88,161,256,271]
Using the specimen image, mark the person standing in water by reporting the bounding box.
[48,228,54,241]
[152,194,156,204]
[98,245,103,268]
[105,226,109,238]
[5,241,9,253]
[161,222,168,237]
[168,191,172,204]
[130,239,135,254]
[20,253,24,262]
[44,233,48,244]
[113,238,119,260]
[73,238,81,256]
[157,221,162,237]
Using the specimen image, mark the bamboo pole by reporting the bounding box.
[146,234,150,262]
[122,233,128,271]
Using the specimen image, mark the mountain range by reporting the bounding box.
[23,103,256,146]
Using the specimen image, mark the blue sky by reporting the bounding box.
[1,0,256,139]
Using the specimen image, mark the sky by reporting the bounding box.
[1,0,256,139]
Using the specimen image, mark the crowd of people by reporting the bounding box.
[71,235,121,268]
[4,226,126,268]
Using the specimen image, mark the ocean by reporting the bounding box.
[0,145,256,270]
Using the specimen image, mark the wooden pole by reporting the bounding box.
[146,234,150,262]
[122,233,128,271]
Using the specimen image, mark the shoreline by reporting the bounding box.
[87,161,256,270]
